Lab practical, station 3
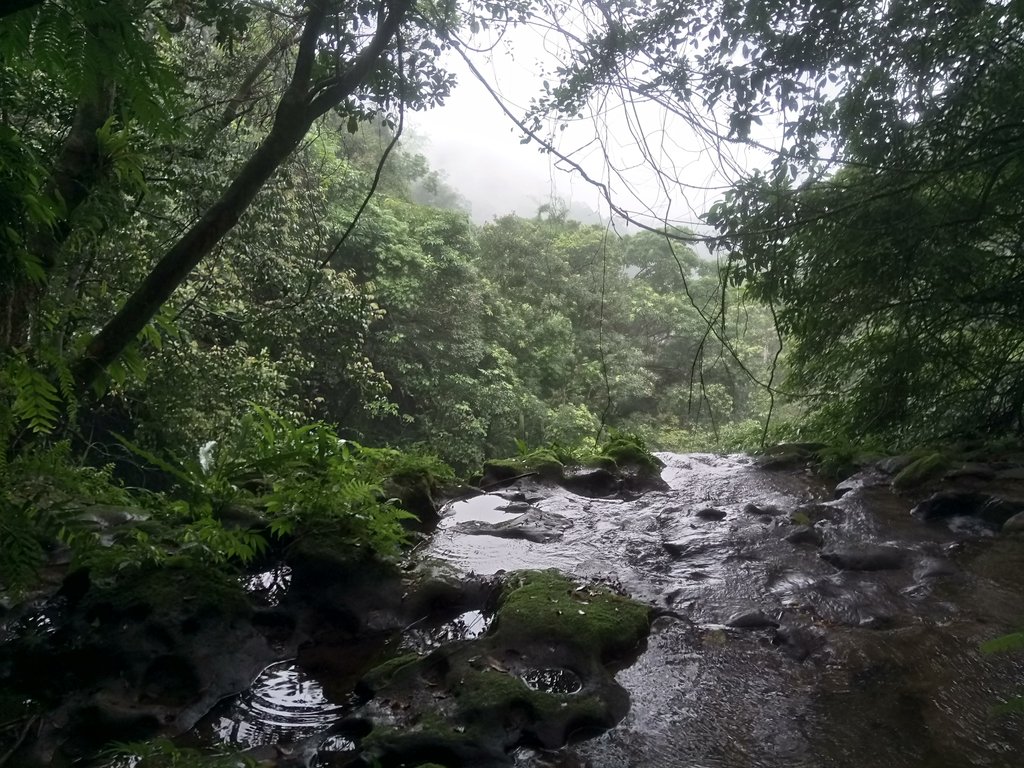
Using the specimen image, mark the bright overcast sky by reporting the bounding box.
[408,20,773,230]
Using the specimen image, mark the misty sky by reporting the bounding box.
[408,44,590,224]
[407,24,769,231]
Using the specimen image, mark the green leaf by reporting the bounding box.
[981,632,1024,655]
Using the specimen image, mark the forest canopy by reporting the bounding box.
[3,4,1024,765]
[1,0,1023,582]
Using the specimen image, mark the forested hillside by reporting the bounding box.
[0,4,783,462]
[1,0,1022,578]
[0,0,776,595]
[3,1,1024,763]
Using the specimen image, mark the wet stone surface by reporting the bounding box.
[427,453,1024,768]
[161,451,1024,767]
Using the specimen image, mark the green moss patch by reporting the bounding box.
[355,569,650,763]
[361,652,422,692]
[453,668,606,728]
[891,451,949,489]
[482,451,564,483]
[597,437,663,474]
[494,570,650,662]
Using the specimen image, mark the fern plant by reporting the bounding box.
[117,406,444,563]
[0,436,141,593]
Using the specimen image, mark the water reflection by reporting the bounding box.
[402,609,491,652]
[242,565,292,606]
[521,668,583,694]
[205,660,347,747]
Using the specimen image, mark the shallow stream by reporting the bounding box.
[215,453,1024,766]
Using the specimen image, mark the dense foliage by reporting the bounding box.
[530,0,1024,447]
[5,0,1019,593]
[0,0,776,605]
[3,0,1024,762]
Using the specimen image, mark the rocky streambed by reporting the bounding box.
[3,451,1024,767]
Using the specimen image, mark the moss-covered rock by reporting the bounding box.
[359,652,421,693]
[82,562,251,624]
[891,451,949,489]
[481,451,564,486]
[494,569,651,662]
[286,531,401,594]
[354,569,651,766]
[598,437,662,474]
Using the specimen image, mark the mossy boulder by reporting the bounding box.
[591,437,667,493]
[81,562,251,625]
[493,569,651,663]
[481,451,564,486]
[598,437,662,473]
[891,451,949,490]
[13,563,275,762]
[358,652,421,693]
[755,442,825,470]
[355,569,651,766]
[286,531,401,594]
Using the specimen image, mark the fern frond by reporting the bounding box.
[0,500,45,593]
[10,358,60,433]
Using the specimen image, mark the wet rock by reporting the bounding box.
[481,456,563,487]
[355,571,650,765]
[694,506,727,521]
[725,608,779,630]
[455,509,572,543]
[561,467,620,497]
[771,624,827,661]
[820,545,908,571]
[833,467,891,497]
[785,525,823,547]
[502,500,536,514]
[1001,511,1024,534]
[979,497,1024,527]
[889,452,949,490]
[911,491,989,520]
[494,489,545,505]
[63,695,162,754]
[912,491,1024,527]
[833,478,856,498]
[754,442,824,470]
[15,564,278,763]
[662,541,708,558]
[742,502,784,516]
[942,462,997,481]
[878,455,915,475]
[791,502,839,526]
[915,558,957,579]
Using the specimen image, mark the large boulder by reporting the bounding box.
[352,570,652,766]
[912,491,1024,527]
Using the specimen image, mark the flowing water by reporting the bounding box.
[428,453,1024,767]
[204,453,1024,766]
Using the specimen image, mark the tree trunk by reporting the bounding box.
[0,80,113,352]
[72,109,311,389]
[73,0,411,391]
